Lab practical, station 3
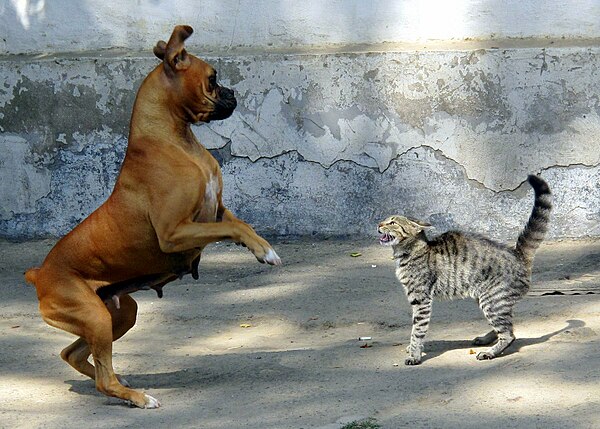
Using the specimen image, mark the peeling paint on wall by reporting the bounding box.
[199,48,600,191]
[220,149,600,239]
[1,47,599,239]
[0,134,51,221]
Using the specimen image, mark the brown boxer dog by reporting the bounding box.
[24,25,281,408]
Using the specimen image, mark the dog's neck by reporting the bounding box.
[129,67,195,146]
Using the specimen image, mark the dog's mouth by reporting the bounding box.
[210,97,237,121]
[379,232,395,245]
[209,86,237,121]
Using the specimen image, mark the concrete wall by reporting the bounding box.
[1,1,600,240]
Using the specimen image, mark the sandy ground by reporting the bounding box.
[1,237,600,429]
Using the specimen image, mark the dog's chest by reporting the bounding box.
[196,174,220,222]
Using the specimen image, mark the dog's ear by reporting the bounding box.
[164,25,193,72]
[152,40,167,60]
[153,40,167,60]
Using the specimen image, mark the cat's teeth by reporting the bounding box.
[379,233,393,244]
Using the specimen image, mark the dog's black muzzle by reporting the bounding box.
[211,86,237,121]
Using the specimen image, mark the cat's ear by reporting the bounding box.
[406,217,432,230]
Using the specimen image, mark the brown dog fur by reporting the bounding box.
[25,25,281,408]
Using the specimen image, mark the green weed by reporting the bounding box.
[340,417,381,429]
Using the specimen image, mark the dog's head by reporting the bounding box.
[153,25,237,123]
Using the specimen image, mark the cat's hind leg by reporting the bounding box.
[475,290,518,360]
[476,332,514,360]
[472,330,498,345]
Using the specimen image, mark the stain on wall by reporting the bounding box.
[1,47,599,239]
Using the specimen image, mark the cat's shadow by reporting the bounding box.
[422,319,586,362]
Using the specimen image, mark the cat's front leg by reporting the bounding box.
[405,298,432,365]
[405,340,423,365]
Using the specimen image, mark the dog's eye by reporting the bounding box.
[208,76,217,91]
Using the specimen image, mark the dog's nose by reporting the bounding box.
[219,86,235,99]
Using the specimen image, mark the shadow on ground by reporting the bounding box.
[1,238,600,428]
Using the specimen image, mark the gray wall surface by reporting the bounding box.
[1,1,600,240]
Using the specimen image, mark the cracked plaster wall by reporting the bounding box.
[1,0,600,240]
[1,46,599,240]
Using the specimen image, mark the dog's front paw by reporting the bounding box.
[264,248,282,265]
[255,247,282,266]
[245,233,282,266]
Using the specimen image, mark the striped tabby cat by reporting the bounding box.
[378,175,552,365]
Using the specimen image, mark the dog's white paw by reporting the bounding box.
[265,248,282,266]
[144,394,161,409]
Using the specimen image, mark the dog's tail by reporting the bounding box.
[24,267,40,286]
[515,175,552,268]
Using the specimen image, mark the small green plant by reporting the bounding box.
[340,417,381,429]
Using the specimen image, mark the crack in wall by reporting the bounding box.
[211,140,600,194]
[2,46,600,239]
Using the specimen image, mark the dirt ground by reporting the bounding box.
[1,237,599,429]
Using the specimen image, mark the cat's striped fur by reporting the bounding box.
[378,175,552,365]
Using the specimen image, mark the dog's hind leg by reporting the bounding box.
[107,293,138,387]
[38,277,159,408]
[60,294,138,386]
[60,337,95,379]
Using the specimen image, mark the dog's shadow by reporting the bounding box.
[422,319,586,362]
[65,319,586,402]
[64,352,303,403]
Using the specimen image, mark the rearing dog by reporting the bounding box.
[25,25,281,409]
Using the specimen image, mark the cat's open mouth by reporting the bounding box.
[379,233,394,245]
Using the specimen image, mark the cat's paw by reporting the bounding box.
[472,330,498,346]
[476,351,496,360]
[405,356,422,365]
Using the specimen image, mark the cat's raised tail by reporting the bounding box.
[515,175,552,268]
